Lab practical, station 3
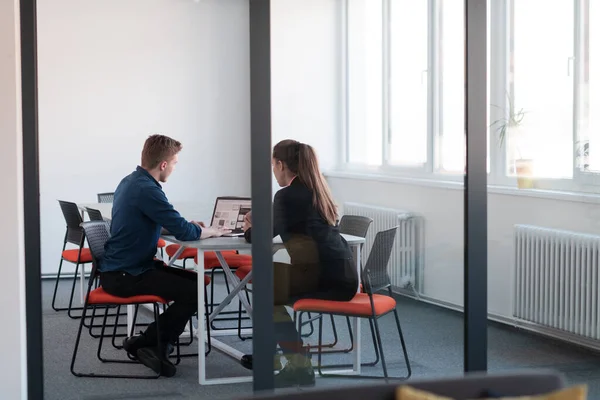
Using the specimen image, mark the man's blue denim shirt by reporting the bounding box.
[100,166,201,275]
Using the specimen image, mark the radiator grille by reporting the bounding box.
[343,202,423,292]
[514,224,600,339]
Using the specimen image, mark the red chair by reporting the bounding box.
[71,221,212,379]
[293,227,411,381]
[193,249,252,328]
[52,200,94,320]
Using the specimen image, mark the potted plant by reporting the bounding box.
[491,94,534,188]
[575,140,589,171]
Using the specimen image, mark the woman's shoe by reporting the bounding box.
[274,363,315,388]
[240,354,283,371]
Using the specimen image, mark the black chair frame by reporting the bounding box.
[295,227,411,381]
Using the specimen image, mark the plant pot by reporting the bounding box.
[515,158,534,189]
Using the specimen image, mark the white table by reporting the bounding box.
[78,202,365,385]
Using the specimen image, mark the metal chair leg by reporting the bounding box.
[372,317,389,382]
[392,309,412,379]
[71,302,161,379]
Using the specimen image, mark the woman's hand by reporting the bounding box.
[243,212,252,232]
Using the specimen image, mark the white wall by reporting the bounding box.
[327,175,600,318]
[0,0,27,397]
[37,0,251,275]
[270,0,342,185]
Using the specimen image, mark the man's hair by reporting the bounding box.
[141,134,182,169]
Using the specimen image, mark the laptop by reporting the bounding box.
[209,196,252,237]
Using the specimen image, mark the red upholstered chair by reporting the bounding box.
[192,250,252,325]
[71,220,212,379]
[293,227,411,381]
[52,200,94,320]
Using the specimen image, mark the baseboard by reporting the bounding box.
[393,288,600,353]
[41,268,226,281]
[41,272,91,280]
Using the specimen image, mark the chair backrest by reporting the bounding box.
[80,220,111,280]
[339,215,373,239]
[86,207,104,222]
[362,226,398,294]
[97,192,114,203]
[58,200,85,246]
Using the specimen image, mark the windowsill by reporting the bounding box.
[324,169,600,204]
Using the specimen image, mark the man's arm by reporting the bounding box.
[137,187,201,241]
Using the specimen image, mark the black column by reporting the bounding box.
[249,0,275,392]
[464,0,488,372]
[20,0,44,397]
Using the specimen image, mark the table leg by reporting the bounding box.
[197,250,207,384]
[79,208,87,304]
[207,271,253,323]
[127,304,134,336]
[212,252,253,318]
[352,245,362,374]
[166,245,185,267]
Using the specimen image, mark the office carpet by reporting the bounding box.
[42,276,600,400]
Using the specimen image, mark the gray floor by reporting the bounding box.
[43,275,600,400]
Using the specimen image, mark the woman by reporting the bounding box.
[242,139,358,387]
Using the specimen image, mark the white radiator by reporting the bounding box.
[343,202,423,292]
[514,224,600,340]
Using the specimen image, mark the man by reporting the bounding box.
[100,134,228,377]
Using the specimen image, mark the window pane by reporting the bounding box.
[584,0,600,172]
[439,0,465,172]
[347,0,383,166]
[509,0,574,179]
[389,0,428,165]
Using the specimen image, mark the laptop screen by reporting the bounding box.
[210,197,252,232]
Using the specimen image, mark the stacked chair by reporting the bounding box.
[52,200,93,319]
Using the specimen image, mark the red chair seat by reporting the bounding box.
[88,287,168,305]
[62,248,93,263]
[89,274,211,305]
[235,263,252,280]
[157,238,166,248]
[166,244,197,259]
[196,251,252,269]
[293,293,396,317]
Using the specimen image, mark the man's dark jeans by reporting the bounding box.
[100,261,198,345]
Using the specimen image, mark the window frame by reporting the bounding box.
[341,0,600,195]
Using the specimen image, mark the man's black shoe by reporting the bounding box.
[137,346,177,377]
[122,333,152,359]
[274,363,315,388]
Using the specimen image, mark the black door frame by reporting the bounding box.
[20,0,44,398]
[20,0,487,395]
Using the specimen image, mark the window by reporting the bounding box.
[346,0,382,166]
[583,0,600,173]
[388,0,428,166]
[344,0,600,193]
[439,0,466,173]
[345,0,468,176]
[508,0,574,179]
